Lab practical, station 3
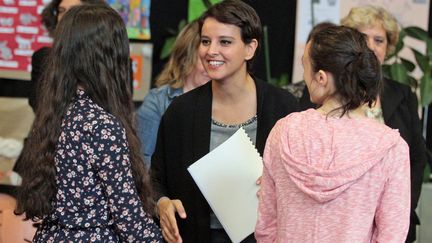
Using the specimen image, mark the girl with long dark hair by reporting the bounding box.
[15,4,162,242]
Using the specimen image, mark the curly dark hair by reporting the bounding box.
[41,0,106,36]
[309,26,382,116]
[15,3,154,220]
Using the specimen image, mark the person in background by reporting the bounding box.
[151,0,299,242]
[256,25,410,243]
[29,0,106,112]
[15,4,162,242]
[299,6,426,242]
[136,19,209,166]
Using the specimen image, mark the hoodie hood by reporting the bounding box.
[278,109,401,203]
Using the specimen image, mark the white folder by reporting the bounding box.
[188,128,263,243]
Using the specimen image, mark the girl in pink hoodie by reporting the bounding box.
[255,26,410,243]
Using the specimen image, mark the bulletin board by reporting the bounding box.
[0,0,52,81]
[108,0,151,41]
[0,0,153,101]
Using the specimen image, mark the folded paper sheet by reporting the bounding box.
[188,128,263,243]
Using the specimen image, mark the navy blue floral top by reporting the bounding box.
[33,89,162,242]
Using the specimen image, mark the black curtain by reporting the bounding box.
[149,0,189,86]
[244,0,296,82]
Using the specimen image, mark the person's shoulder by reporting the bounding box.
[162,82,211,121]
[72,94,123,135]
[255,79,299,113]
[170,82,210,107]
[283,81,306,99]
[383,78,412,95]
[32,46,51,60]
[283,108,315,123]
[271,109,314,136]
[143,85,170,103]
[257,78,297,101]
[33,46,51,55]
[145,84,177,98]
[382,78,419,108]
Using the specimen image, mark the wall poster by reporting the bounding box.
[108,0,151,40]
[0,0,52,81]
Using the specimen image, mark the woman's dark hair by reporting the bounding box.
[309,26,382,116]
[199,0,262,71]
[16,4,154,220]
[306,21,337,43]
[41,0,106,36]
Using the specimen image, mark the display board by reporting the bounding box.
[0,0,152,101]
[130,42,152,101]
[108,0,151,40]
[0,0,52,81]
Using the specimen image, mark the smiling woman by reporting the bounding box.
[150,1,299,242]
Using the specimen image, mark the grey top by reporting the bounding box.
[209,115,258,229]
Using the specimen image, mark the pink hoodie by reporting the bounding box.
[255,109,410,243]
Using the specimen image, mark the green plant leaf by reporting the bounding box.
[404,26,428,41]
[160,19,189,60]
[420,72,432,106]
[390,63,409,84]
[400,58,416,72]
[424,157,431,182]
[178,19,187,31]
[407,75,418,90]
[269,77,277,86]
[382,64,392,79]
[160,36,176,59]
[269,73,290,87]
[411,47,428,72]
[393,29,406,56]
[427,38,432,66]
[278,73,290,87]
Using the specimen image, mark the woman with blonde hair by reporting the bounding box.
[341,6,427,242]
[136,19,209,165]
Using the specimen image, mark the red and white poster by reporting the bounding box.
[0,0,52,80]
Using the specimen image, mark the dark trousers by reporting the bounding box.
[210,229,256,243]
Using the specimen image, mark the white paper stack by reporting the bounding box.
[187,128,263,243]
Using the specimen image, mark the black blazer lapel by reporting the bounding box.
[381,78,404,124]
[255,78,268,155]
[191,82,213,163]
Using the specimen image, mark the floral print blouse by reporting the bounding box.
[33,89,162,242]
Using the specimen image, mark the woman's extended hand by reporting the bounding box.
[157,197,187,243]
